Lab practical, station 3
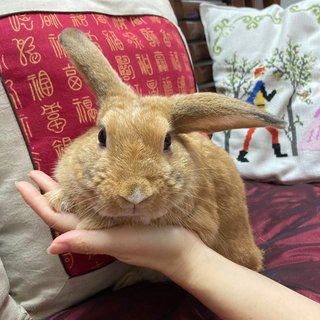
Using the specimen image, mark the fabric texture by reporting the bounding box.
[0,260,30,320]
[0,1,196,319]
[48,282,218,320]
[200,0,320,183]
[247,180,320,302]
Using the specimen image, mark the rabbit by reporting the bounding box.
[45,28,286,288]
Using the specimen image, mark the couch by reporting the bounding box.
[0,0,318,319]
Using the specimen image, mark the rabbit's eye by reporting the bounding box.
[163,134,171,151]
[98,128,107,147]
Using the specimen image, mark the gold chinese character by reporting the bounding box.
[177,76,187,94]
[20,114,32,142]
[52,137,72,158]
[49,34,67,59]
[40,14,62,28]
[102,31,124,51]
[31,149,42,170]
[149,17,162,24]
[28,70,54,101]
[123,32,144,49]
[9,15,33,32]
[160,29,172,47]
[92,14,111,26]
[5,80,22,109]
[62,253,75,269]
[181,53,191,71]
[130,17,147,26]
[13,36,41,66]
[133,84,143,95]
[112,17,128,30]
[72,97,97,124]
[135,54,153,76]
[154,51,168,73]
[170,51,182,72]
[41,102,66,134]
[115,56,135,81]
[140,28,160,47]
[85,31,102,51]
[70,14,88,27]
[63,64,82,91]
[0,55,8,73]
[162,77,173,96]
[147,80,159,95]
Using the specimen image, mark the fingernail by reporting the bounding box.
[15,181,24,191]
[47,243,70,255]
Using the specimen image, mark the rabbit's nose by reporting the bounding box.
[120,186,152,205]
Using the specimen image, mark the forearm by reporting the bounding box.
[168,245,320,320]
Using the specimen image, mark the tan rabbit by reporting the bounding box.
[46,28,285,287]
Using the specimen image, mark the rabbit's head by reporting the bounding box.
[58,29,285,225]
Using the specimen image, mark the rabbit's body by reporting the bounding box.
[46,28,287,286]
[49,124,262,271]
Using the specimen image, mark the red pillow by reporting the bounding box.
[0,12,196,277]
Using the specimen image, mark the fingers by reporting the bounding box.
[28,170,59,192]
[16,180,79,232]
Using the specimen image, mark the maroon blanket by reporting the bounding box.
[247,181,320,302]
[49,181,320,319]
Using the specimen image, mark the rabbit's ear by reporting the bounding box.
[59,28,134,105]
[170,93,286,133]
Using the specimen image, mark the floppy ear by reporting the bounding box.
[170,93,286,133]
[59,28,134,105]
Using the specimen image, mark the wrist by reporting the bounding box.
[162,234,219,288]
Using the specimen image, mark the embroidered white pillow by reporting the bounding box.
[200,0,320,183]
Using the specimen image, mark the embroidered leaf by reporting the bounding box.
[290,3,320,24]
[212,14,282,55]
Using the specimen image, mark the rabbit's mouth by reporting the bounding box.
[98,205,167,224]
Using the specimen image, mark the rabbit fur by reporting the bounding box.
[45,28,286,287]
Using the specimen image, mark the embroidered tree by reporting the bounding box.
[266,39,316,156]
[217,53,260,152]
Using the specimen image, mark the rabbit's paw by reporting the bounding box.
[113,267,167,291]
[44,189,70,213]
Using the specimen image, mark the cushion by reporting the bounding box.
[200,0,320,183]
[0,1,196,318]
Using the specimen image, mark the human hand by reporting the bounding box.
[16,170,206,279]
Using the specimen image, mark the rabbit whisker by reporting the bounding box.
[61,194,101,213]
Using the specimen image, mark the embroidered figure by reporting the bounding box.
[237,67,287,162]
[300,107,320,151]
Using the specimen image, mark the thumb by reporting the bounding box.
[47,228,120,256]
[47,225,155,261]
